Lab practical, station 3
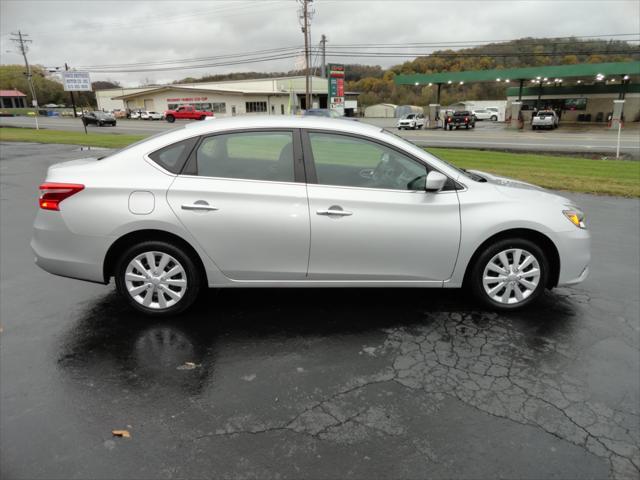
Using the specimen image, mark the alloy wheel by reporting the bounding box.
[124,251,187,310]
[482,248,541,305]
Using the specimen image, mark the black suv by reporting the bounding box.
[82,111,116,127]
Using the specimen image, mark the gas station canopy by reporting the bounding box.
[395,61,640,85]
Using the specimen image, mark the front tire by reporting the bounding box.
[469,238,548,310]
[115,241,201,316]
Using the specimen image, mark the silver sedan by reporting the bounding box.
[32,116,590,316]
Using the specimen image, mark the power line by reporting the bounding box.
[77,46,303,69]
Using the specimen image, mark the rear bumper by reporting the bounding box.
[31,210,112,284]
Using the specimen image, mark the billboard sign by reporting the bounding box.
[328,64,345,115]
[62,71,92,92]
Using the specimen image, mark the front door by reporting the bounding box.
[304,131,460,281]
[167,130,310,280]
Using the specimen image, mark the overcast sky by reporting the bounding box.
[1,0,638,87]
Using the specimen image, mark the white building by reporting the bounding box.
[95,76,358,116]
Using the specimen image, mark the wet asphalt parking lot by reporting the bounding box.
[1,142,639,479]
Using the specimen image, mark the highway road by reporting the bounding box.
[2,115,639,158]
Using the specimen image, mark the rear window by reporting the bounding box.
[148,137,199,174]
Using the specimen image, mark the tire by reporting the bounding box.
[199,115,206,120]
[471,123,475,129]
[490,115,498,121]
[418,125,423,129]
[115,240,202,317]
[98,121,103,127]
[166,115,175,123]
[469,237,549,311]
[465,125,469,129]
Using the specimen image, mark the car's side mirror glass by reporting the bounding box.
[425,171,448,192]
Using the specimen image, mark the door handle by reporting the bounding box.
[181,203,218,211]
[316,208,353,217]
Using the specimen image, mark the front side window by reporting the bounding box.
[308,132,427,191]
[194,131,294,182]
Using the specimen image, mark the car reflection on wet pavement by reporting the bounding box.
[1,143,639,479]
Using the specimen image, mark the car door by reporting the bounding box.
[303,131,461,282]
[167,129,310,280]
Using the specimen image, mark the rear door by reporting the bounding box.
[303,131,460,282]
[167,129,310,280]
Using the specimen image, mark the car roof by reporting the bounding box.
[183,115,377,136]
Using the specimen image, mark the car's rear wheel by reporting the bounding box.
[166,115,175,123]
[490,115,498,121]
[470,238,548,310]
[115,241,201,316]
[199,115,206,120]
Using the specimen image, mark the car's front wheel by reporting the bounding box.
[470,238,548,310]
[115,241,201,316]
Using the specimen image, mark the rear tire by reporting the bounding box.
[115,240,202,317]
[166,115,175,123]
[490,115,498,121]
[469,237,549,311]
[199,115,206,120]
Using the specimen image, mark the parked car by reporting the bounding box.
[32,117,590,316]
[532,110,559,130]
[445,111,476,130]
[82,111,116,127]
[129,110,142,119]
[164,105,213,123]
[472,109,496,121]
[111,109,128,119]
[144,111,164,120]
[485,107,501,121]
[397,113,425,130]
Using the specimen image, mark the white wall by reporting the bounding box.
[120,89,291,116]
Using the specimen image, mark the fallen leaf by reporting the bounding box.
[112,429,131,438]
[176,362,200,370]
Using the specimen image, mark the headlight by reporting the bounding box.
[563,208,586,229]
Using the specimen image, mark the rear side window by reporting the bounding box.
[192,131,295,182]
[148,137,198,174]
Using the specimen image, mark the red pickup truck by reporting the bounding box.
[164,105,213,123]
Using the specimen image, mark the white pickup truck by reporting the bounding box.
[532,110,559,130]
[397,113,425,130]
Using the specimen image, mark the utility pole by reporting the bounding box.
[298,0,314,110]
[10,30,39,129]
[320,34,327,78]
[65,63,78,118]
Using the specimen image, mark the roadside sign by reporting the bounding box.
[328,64,345,115]
[62,71,92,92]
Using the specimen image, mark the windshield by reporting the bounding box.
[94,112,109,118]
[403,114,416,119]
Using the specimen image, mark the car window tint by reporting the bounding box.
[196,131,294,182]
[309,132,427,191]
[149,137,198,174]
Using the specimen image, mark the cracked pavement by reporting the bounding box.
[1,143,639,479]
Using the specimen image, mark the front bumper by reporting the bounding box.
[554,228,591,286]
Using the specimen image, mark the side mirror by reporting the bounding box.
[425,171,448,192]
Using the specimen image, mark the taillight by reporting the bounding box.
[464,116,469,122]
[39,183,84,211]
